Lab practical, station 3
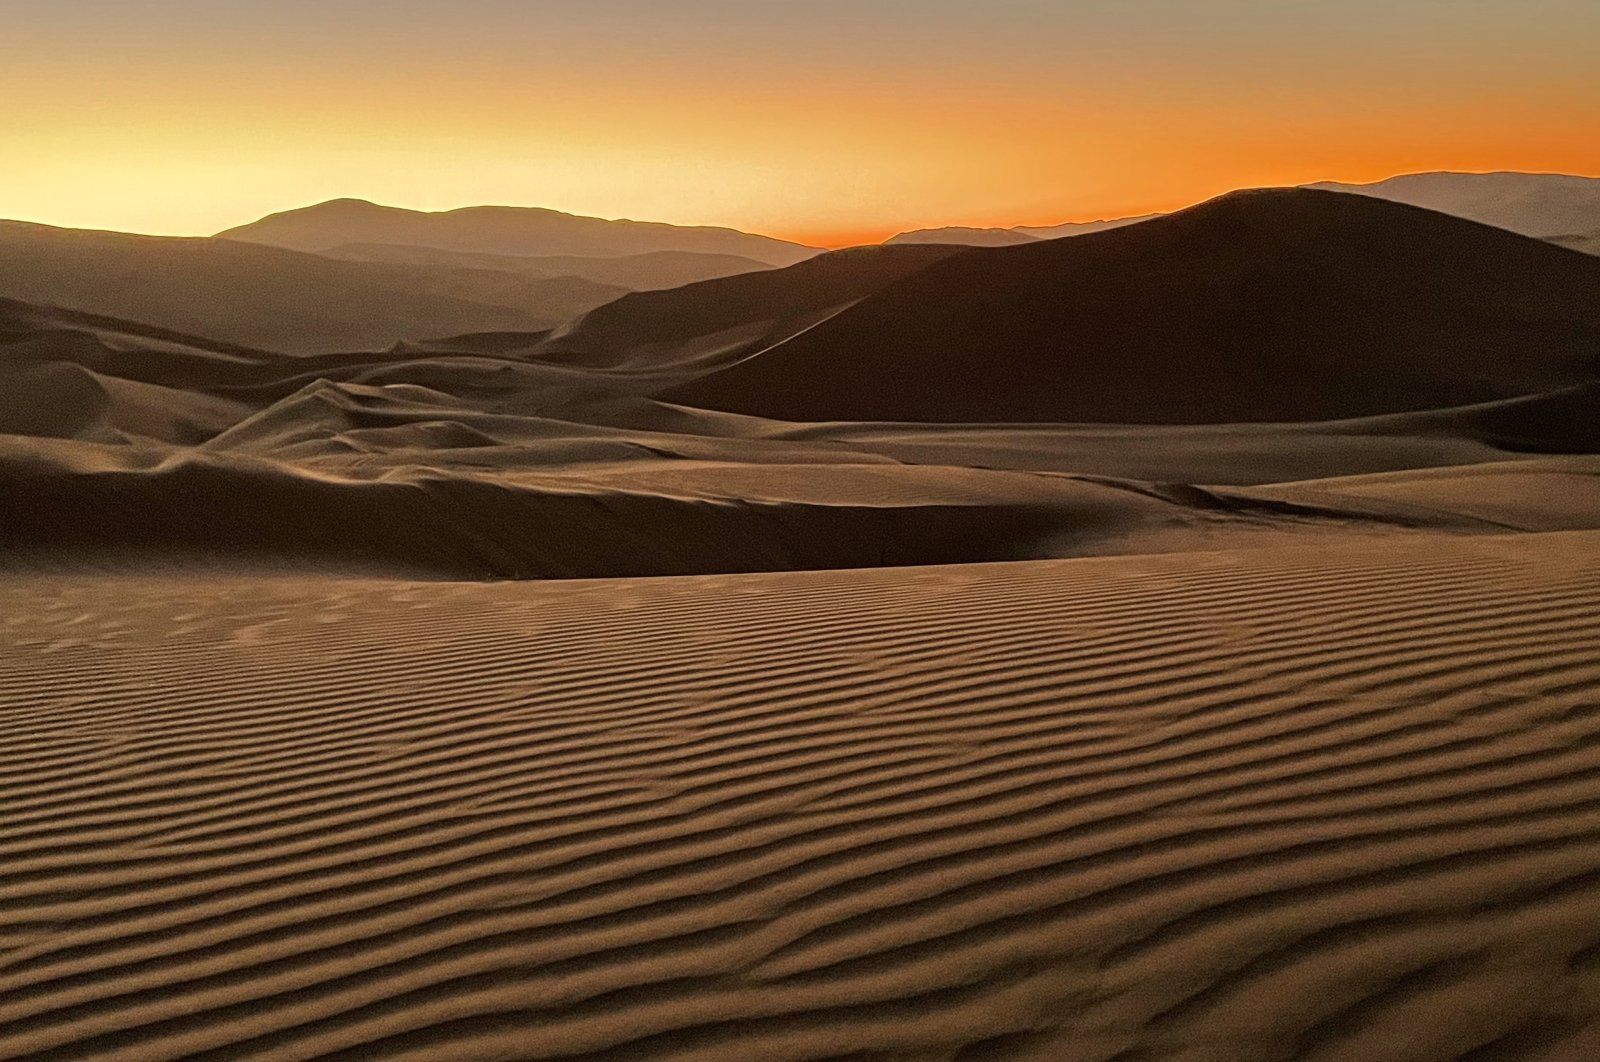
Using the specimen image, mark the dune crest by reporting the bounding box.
[6,173,1600,1062]
[666,189,1600,423]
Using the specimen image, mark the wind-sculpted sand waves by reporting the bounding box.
[2,533,1599,1060]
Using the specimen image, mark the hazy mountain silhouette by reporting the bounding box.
[534,244,967,368]
[1013,214,1162,239]
[315,244,777,291]
[886,214,1160,247]
[884,171,1600,251]
[886,227,1042,247]
[219,199,821,266]
[664,189,1600,423]
[1306,171,1600,240]
[0,220,630,353]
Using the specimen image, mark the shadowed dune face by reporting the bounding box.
[663,189,1600,424]
[533,243,968,369]
[8,169,1600,1062]
[6,189,1600,580]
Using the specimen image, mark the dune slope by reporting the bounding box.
[316,244,778,292]
[535,243,967,369]
[2,533,1599,1060]
[0,221,628,354]
[663,189,1600,424]
[6,291,1600,577]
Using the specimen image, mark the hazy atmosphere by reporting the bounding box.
[5,0,1598,243]
[4,3,1600,1060]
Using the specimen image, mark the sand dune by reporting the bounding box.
[7,173,1600,1060]
[534,244,966,369]
[2,532,1599,1060]
[5,280,1599,578]
[0,221,629,354]
[219,199,820,266]
[666,189,1600,423]
[317,245,779,292]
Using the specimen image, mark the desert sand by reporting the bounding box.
[0,222,792,356]
[4,186,1600,1059]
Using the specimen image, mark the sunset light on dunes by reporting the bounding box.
[9,2,1600,1060]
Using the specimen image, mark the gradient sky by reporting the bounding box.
[4,0,1598,246]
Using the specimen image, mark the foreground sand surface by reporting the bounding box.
[6,187,1600,1059]
[5,532,1600,1061]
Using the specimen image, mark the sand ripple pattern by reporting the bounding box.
[4,533,1600,1060]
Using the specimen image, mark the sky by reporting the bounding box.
[4,1,1598,246]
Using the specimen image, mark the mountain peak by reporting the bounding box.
[215,200,820,266]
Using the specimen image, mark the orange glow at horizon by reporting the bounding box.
[4,3,1599,246]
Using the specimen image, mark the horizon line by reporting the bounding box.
[6,167,1598,252]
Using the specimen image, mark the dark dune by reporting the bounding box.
[663,189,1600,423]
[0,220,627,354]
[6,274,1600,577]
[534,243,968,368]
[10,175,1600,1062]
[219,198,821,266]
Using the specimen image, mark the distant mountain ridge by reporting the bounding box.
[218,199,821,267]
[887,214,1160,246]
[1013,214,1163,239]
[6,170,1597,358]
[886,227,1042,248]
[1306,171,1600,239]
[884,173,1599,250]
[0,220,629,354]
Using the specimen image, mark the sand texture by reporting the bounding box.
[4,185,1600,1059]
[3,535,1600,1059]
